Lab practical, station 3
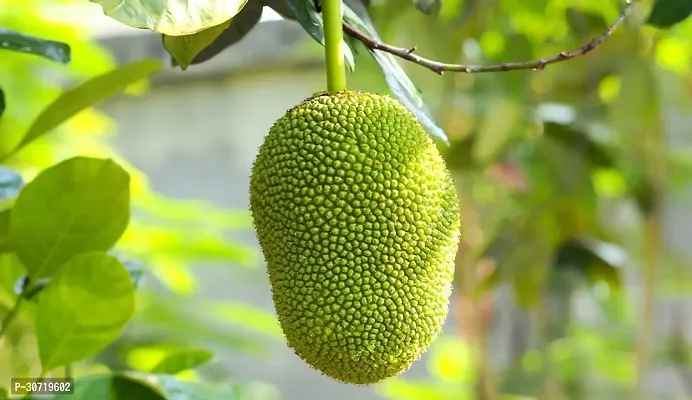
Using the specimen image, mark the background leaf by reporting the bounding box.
[9,157,130,281]
[126,345,214,374]
[91,0,251,36]
[146,374,242,400]
[36,252,136,370]
[342,5,450,147]
[0,29,70,64]
[646,0,692,28]
[168,0,264,68]
[6,60,163,158]
[53,374,165,400]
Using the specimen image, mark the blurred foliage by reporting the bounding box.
[0,0,279,398]
[2,0,692,399]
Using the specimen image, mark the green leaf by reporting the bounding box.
[9,157,130,282]
[7,60,162,158]
[209,301,283,339]
[428,337,476,382]
[342,5,450,147]
[14,255,142,301]
[542,123,614,168]
[127,344,212,374]
[0,29,70,64]
[53,374,165,400]
[646,0,692,28]
[90,0,251,36]
[167,0,264,69]
[283,0,356,71]
[139,346,214,374]
[377,378,460,400]
[35,252,136,370]
[150,374,241,400]
[414,0,442,15]
[552,238,622,289]
[164,21,232,71]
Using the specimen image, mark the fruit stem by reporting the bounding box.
[322,0,347,92]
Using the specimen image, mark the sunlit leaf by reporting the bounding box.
[283,0,356,71]
[127,345,214,374]
[208,301,283,339]
[7,60,162,158]
[428,336,476,382]
[90,0,250,36]
[167,0,264,68]
[646,0,692,28]
[342,5,450,147]
[0,29,70,64]
[9,157,130,282]
[122,222,256,266]
[36,252,136,370]
[377,378,466,400]
[137,293,269,355]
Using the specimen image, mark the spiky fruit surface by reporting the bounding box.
[249,91,460,384]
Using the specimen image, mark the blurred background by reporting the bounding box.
[1,0,692,399]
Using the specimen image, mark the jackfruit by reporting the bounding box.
[249,91,461,384]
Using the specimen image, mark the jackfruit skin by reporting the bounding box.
[249,91,460,384]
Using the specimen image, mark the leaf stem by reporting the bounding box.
[322,0,347,91]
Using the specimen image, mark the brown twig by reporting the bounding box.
[343,0,634,75]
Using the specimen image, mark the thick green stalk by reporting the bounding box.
[322,0,347,92]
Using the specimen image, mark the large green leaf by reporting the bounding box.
[8,157,130,282]
[53,374,165,400]
[90,0,250,36]
[282,0,356,71]
[0,29,70,64]
[3,60,162,160]
[35,252,136,370]
[14,253,144,301]
[342,4,450,147]
[166,0,264,69]
[646,0,692,28]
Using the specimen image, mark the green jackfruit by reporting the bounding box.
[249,91,460,384]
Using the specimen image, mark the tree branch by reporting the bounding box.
[343,0,634,75]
